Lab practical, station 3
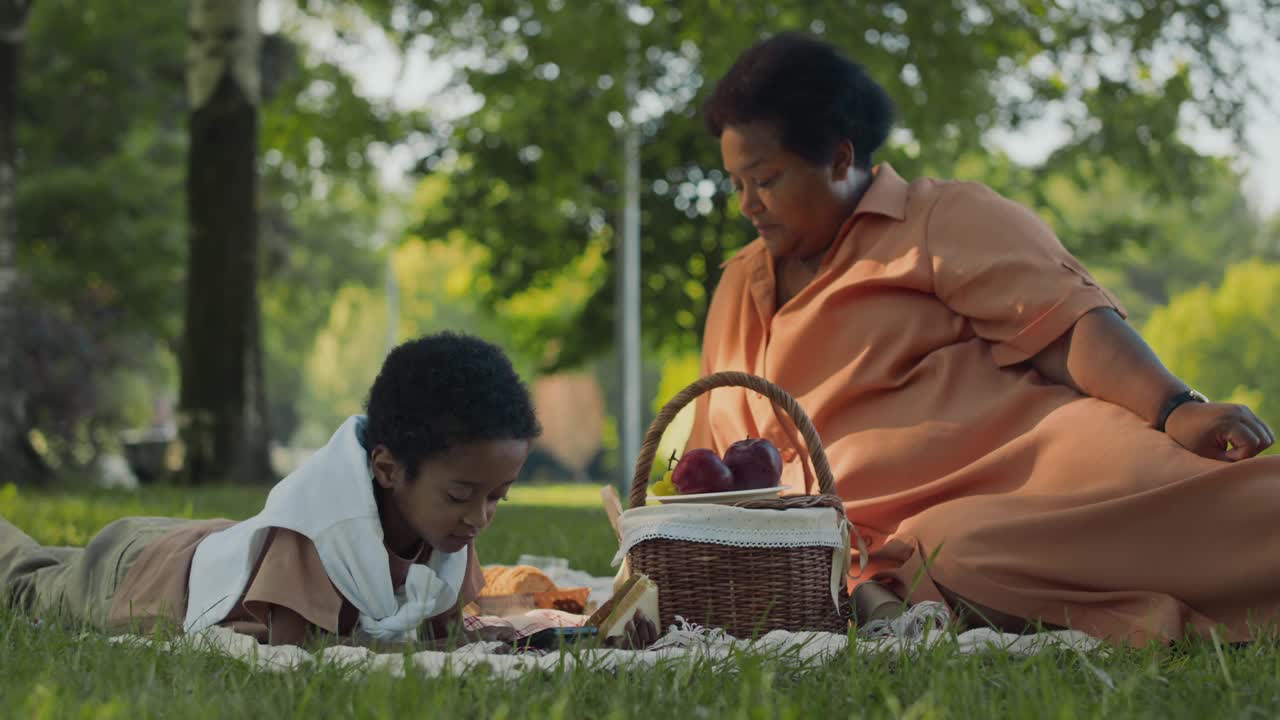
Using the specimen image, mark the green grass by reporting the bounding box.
[0,482,620,576]
[3,484,1278,719]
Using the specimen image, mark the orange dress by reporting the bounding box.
[688,163,1280,645]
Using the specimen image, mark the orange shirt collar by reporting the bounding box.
[852,163,909,222]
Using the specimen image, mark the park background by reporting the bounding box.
[3,2,1280,716]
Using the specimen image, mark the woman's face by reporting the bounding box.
[720,121,861,259]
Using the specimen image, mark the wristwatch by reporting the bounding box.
[1155,389,1208,433]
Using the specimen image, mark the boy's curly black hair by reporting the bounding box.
[364,332,541,479]
[703,32,895,170]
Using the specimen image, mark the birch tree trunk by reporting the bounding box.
[180,0,272,484]
[0,0,43,483]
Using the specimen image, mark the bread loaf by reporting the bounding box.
[480,565,558,596]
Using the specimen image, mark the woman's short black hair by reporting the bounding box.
[703,32,895,170]
[365,332,541,478]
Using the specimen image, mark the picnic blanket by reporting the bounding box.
[104,560,1104,678]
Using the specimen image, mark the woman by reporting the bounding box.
[686,32,1279,645]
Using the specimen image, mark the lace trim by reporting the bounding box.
[616,526,844,564]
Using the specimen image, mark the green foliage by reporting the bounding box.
[1144,260,1280,435]
[13,0,1280,467]
[258,184,384,443]
[296,229,531,446]
[395,0,1278,367]
[1029,156,1271,327]
[647,352,699,482]
[18,0,186,340]
[15,1,410,450]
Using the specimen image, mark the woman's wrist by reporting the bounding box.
[1154,389,1208,432]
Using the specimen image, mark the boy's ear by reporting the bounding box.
[369,445,401,489]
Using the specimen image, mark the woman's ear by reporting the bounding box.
[369,445,401,489]
[831,139,855,181]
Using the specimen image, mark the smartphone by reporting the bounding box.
[513,625,600,651]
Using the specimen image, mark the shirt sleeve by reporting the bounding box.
[926,182,1127,366]
[239,528,345,636]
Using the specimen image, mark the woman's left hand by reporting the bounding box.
[602,611,660,650]
[1166,401,1276,461]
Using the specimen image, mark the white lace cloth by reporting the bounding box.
[613,505,847,561]
[107,601,1104,679]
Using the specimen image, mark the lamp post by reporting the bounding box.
[616,10,642,496]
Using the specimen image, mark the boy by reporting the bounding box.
[1,332,541,647]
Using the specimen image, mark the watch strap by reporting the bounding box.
[1156,390,1207,433]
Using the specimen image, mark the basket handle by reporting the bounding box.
[628,371,836,509]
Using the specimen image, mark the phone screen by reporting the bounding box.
[515,626,600,651]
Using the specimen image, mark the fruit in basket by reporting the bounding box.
[650,451,680,496]
[724,437,784,490]
[671,448,734,495]
[651,470,678,497]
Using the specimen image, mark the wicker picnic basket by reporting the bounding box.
[624,371,852,638]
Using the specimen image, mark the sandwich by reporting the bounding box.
[586,573,660,639]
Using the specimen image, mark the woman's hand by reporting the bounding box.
[1032,309,1275,462]
[602,611,660,650]
[1166,401,1275,461]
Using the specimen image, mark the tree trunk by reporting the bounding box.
[180,0,272,484]
[0,1,44,484]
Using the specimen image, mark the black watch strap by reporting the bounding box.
[1156,389,1207,432]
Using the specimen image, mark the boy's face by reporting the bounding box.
[371,439,531,555]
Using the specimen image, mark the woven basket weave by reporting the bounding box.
[625,371,851,638]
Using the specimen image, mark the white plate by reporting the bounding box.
[648,484,793,505]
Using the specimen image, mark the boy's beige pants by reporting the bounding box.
[0,516,185,628]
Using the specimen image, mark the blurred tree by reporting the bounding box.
[1144,260,1280,439]
[15,0,188,474]
[180,0,272,483]
[0,0,40,481]
[19,2,188,341]
[297,226,523,445]
[254,28,402,445]
[1025,155,1274,326]
[370,0,1278,369]
[15,1,405,470]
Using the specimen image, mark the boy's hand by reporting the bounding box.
[461,625,518,644]
[415,624,517,652]
[602,611,659,650]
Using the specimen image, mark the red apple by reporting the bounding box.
[671,449,735,495]
[724,438,784,490]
